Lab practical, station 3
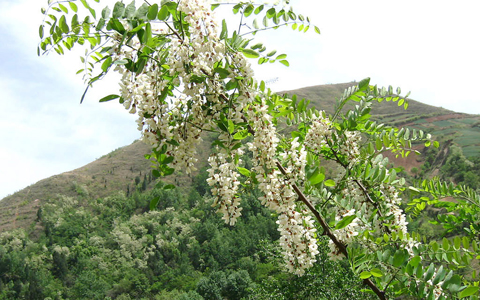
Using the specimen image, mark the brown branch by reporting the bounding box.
[276,161,386,300]
[324,139,390,234]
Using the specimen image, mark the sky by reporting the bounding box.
[0,0,479,200]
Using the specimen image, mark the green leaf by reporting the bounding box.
[266,8,275,18]
[69,2,78,13]
[233,130,249,140]
[424,263,435,281]
[143,22,152,44]
[260,80,265,91]
[164,184,175,190]
[149,196,160,210]
[359,271,371,279]
[147,4,158,20]
[98,94,120,102]
[214,67,230,79]
[39,25,44,38]
[454,236,461,250]
[101,56,113,72]
[102,6,111,18]
[58,3,68,13]
[409,256,422,267]
[314,25,320,34]
[225,80,237,91]
[308,172,325,185]
[306,165,322,184]
[242,49,260,58]
[393,250,407,267]
[227,120,235,134]
[442,238,450,250]
[276,54,287,60]
[266,50,277,57]
[88,6,96,18]
[112,1,125,18]
[370,268,383,278]
[324,179,335,187]
[95,18,106,31]
[253,18,259,29]
[135,56,147,74]
[335,215,356,230]
[244,4,254,17]
[130,23,146,33]
[273,13,280,25]
[279,60,289,67]
[162,156,174,165]
[432,265,446,285]
[157,5,170,20]
[237,167,251,177]
[59,15,69,33]
[124,0,136,18]
[459,286,479,298]
[254,5,264,14]
[220,19,228,39]
[443,274,462,293]
[109,18,126,34]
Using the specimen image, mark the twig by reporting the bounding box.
[275,161,386,300]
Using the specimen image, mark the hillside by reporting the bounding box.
[1,82,479,233]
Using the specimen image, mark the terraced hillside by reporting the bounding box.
[285,83,480,157]
[0,140,152,232]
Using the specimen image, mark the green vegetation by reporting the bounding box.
[0,180,373,299]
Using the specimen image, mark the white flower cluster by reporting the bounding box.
[207,144,243,226]
[175,0,224,78]
[246,102,296,212]
[53,245,71,257]
[247,110,319,273]
[304,113,332,153]
[425,270,445,299]
[279,137,307,186]
[381,184,408,233]
[339,131,362,164]
[111,0,229,174]
[0,230,25,252]
[277,208,319,275]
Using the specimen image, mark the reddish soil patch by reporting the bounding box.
[424,113,466,123]
[403,113,467,127]
[382,145,424,172]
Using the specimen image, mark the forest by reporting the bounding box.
[0,172,373,299]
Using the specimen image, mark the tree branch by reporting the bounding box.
[276,161,386,300]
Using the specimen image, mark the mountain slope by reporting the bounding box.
[1,82,479,233]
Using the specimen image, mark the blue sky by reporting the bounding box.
[0,0,479,199]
